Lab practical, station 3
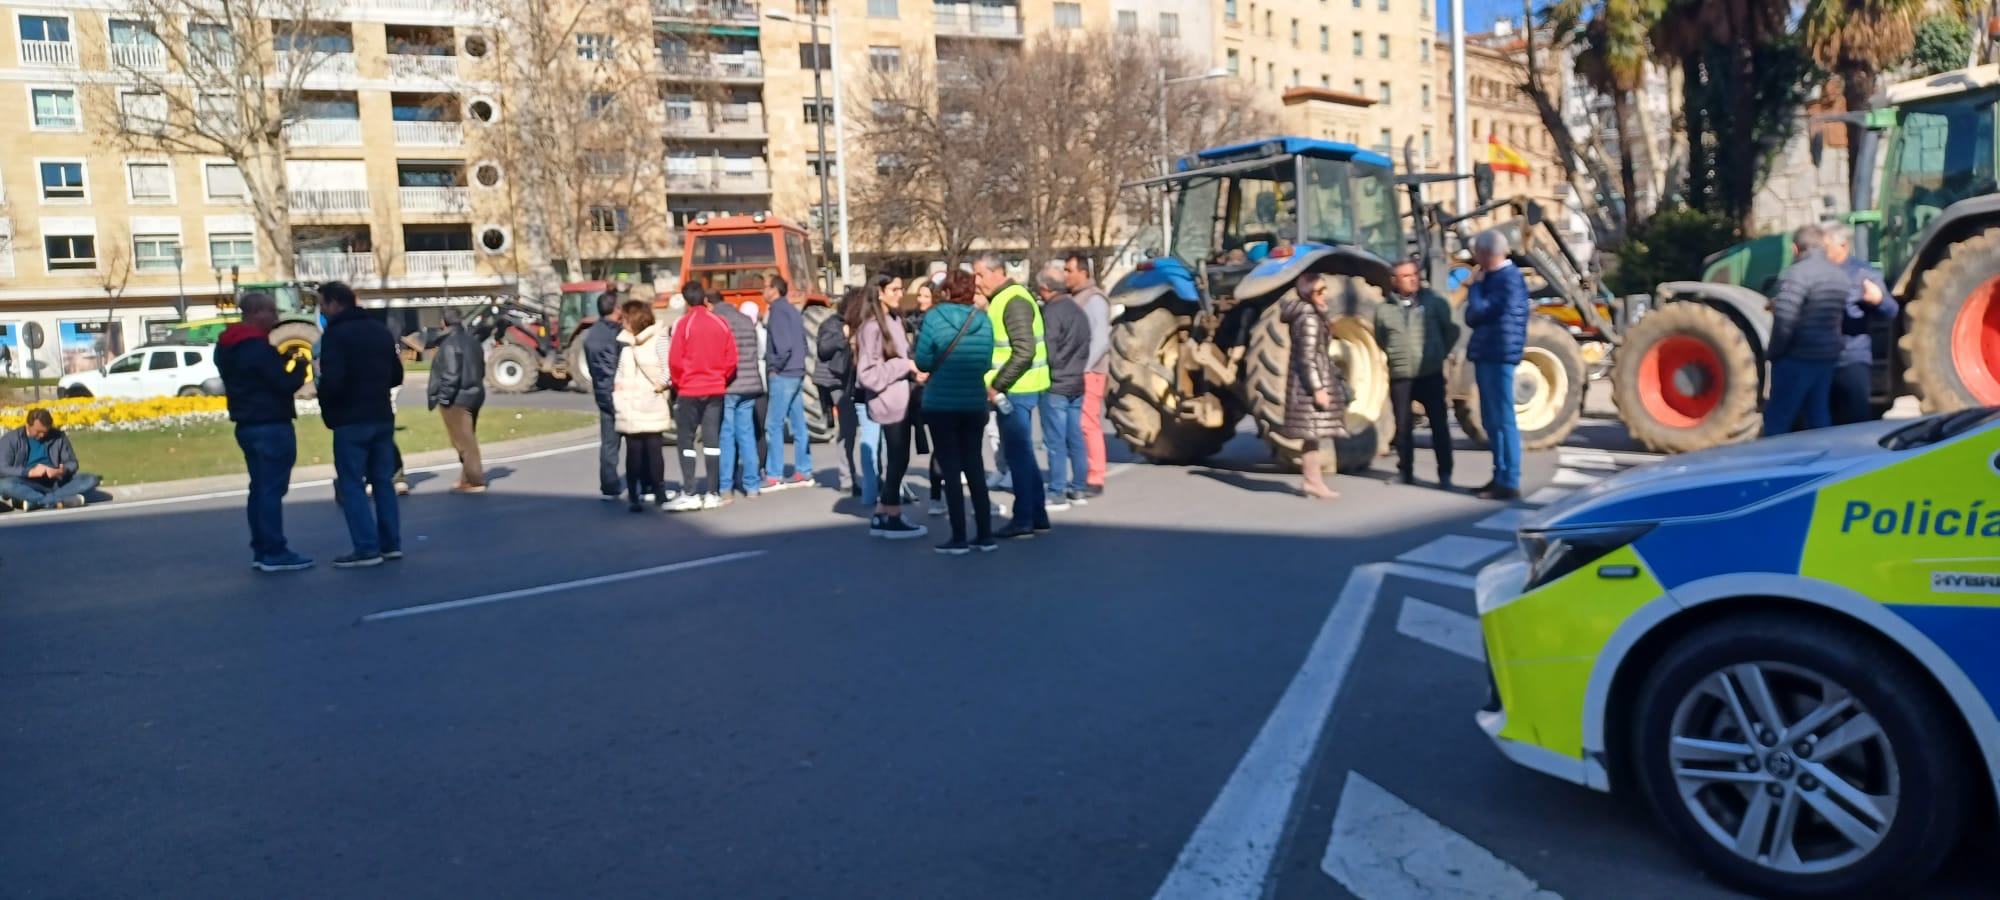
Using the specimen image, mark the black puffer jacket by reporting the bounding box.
[427,327,486,411]
[716,303,765,396]
[216,322,304,425]
[1769,250,1852,364]
[317,307,403,429]
[1281,297,1349,441]
[583,317,624,414]
[814,310,852,390]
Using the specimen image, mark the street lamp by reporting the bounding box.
[767,7,849,292]
[1157,67,1230,255]
[172,243,187,322]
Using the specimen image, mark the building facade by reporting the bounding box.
[1432,22,1567,225]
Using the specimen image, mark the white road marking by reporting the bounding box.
[1474,506,1529,533]
[1152,562,1471,900]
[1555,449,1619,470]
[1322,771,1562,900]
[1395,535,1511,571]
[1105,462,1137,479]
[358,549,766,623]
[1525,486,1573,505]
[1551,468,1602,487]
[1395,597,1485,662]
[0,441,596,525]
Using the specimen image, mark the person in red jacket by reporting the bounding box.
[666,282,737,511]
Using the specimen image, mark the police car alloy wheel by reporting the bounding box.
[1630,613,1969,899]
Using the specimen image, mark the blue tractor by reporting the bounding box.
[1108,137,1403,472]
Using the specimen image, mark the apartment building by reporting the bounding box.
[0,0,524,371]
[1222,0,1436,160]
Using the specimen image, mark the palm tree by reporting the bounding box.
[1648,0,1793,232]
[1802,0,1974,185]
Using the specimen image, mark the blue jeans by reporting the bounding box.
[1763,358,1836,437]
[235,422,296,560]
[1474,361,1521,489]
[855,403,883,505]
[0,472,100,509]
[719,394,761,494]
[332,421,401,557]
[1039,392,1086,498]
[764,375,813,480]
[996,396,1046,528]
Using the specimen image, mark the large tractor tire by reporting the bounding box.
[1106,307,1239,464]
[485,342,540,394]
[268,321,321,400]
[1901,227,2000,412]
[798,304,840,444]
[1243,280,1393,474]
[565,338,593,394]
[1611,301,1762,454]
[1456,315,1587,451]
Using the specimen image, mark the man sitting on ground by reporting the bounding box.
[0,408,100,510]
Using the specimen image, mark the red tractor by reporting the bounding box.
[476,280,669,394]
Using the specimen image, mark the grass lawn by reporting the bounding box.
[75,407,594,486]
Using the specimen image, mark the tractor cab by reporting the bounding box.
[1124,137,1401,314]
[1873,80,1999,281]
[679,214,828,309]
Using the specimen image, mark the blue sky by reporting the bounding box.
[1440,0,1533,33]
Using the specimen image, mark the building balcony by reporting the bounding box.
[275,50,358,80]
[665,111,767,140]
[289,188,372,214]
[285,119,364,146]
[652,0,759,22]
[110,42,167,71]
[666,169,771,194]
[19,39,78,68]
[406,250,477,278]
[295,252,376,281]
[364,0,468,13]
[399,186,470,214]
[387,54,459,82]
[659,52,763,81]
[933,9,1023,38]
[394,120,464,146]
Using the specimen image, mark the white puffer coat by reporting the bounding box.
[612,324,672,434]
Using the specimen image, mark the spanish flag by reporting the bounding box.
[1487,135,1531,176]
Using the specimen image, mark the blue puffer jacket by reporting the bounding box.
[1463,263,1529,364]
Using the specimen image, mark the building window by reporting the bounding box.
[586,92,615,117]
[1266,63,1274,88]
[1351,31,1361,56]
[1421,84,1431,110]
[40,161,85,201]
[1319,26,1329,51]
[128,161,173,203]
[665,93,693,121]
[575,33,609,60]
[1379,81,1390,104]
[869,99,897,121]
[1226,49,1238,75]
[1291,68,1300,87]
[1379,34,1389,58]
[1320,74,1330,88]
[804,100,835,123]
[30,87,78,130]
[1421,40,1430,62]
[45,234,95,271]
[119,89,167,133]
[1378,0,1388,9]
[588,206,629,233]
[1353,78,1364,95]
[134,234,180,272]
[875,153,904,176]
[187,23,232,68]
[799,42,830,70]
[1290,19,1298,46]
[1159,12,1178,36]
[1053,3,1081,28]
[1264,10,1272,35]
[1117,10,1136,32]
[868,46,900,73]
[19,14,71,42]
[1422,129,1432,160]
[1379,128,1392,150]
[867,0,897,17]
[209,233,256,270]
[584,151,626,175]
[1224,0,1236,22]
[204,162,247,203]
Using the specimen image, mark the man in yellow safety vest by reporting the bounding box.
[973,252,1051,539]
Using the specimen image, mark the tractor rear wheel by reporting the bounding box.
[1456,315,1587,450]
[1901,227,2000,412]
[1243,279,1392,474]
[565,338,593,394]
[1106,307,1238,464]
[799,304,839,443]
[1611,301,1761,454]
[268,322,321,400]
[486,342,540,394]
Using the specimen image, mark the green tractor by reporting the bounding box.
[1612,64,2000,452]
[165,281,323,395]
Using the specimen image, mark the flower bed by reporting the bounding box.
[0,396,231,432]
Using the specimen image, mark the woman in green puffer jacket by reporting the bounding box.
[914,269,998,553]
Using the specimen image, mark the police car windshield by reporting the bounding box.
[1881,407,2000,451]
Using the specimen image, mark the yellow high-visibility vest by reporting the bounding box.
[985,282,1049,392]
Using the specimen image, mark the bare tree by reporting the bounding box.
[486,0,684,290]
[90,0,359,280]
[852,44,1013,271]
[1515,12,1625,248]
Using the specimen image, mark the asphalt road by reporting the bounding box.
[1,414,1988,899]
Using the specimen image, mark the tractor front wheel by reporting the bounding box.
[1611,301,1761,454]
[799,305,840,443]
[1902,227,2000,411]
[1106,307,1238,464]
[1456,315,1587,451]
[1244,282,1393,474]
[565,338,593,394]
[486,342,541,394]
[268,321,321,400]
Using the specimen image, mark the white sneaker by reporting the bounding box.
[665,494,703,512]
[701,493,722,509]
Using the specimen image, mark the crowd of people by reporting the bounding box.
[1760,223,1896,436]
[584,252,1114,554]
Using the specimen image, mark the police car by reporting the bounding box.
[1476,408,2000,898]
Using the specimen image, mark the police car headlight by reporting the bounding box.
[1521,524,1653,590]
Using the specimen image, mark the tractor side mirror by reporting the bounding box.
[1473,163,1495,206]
